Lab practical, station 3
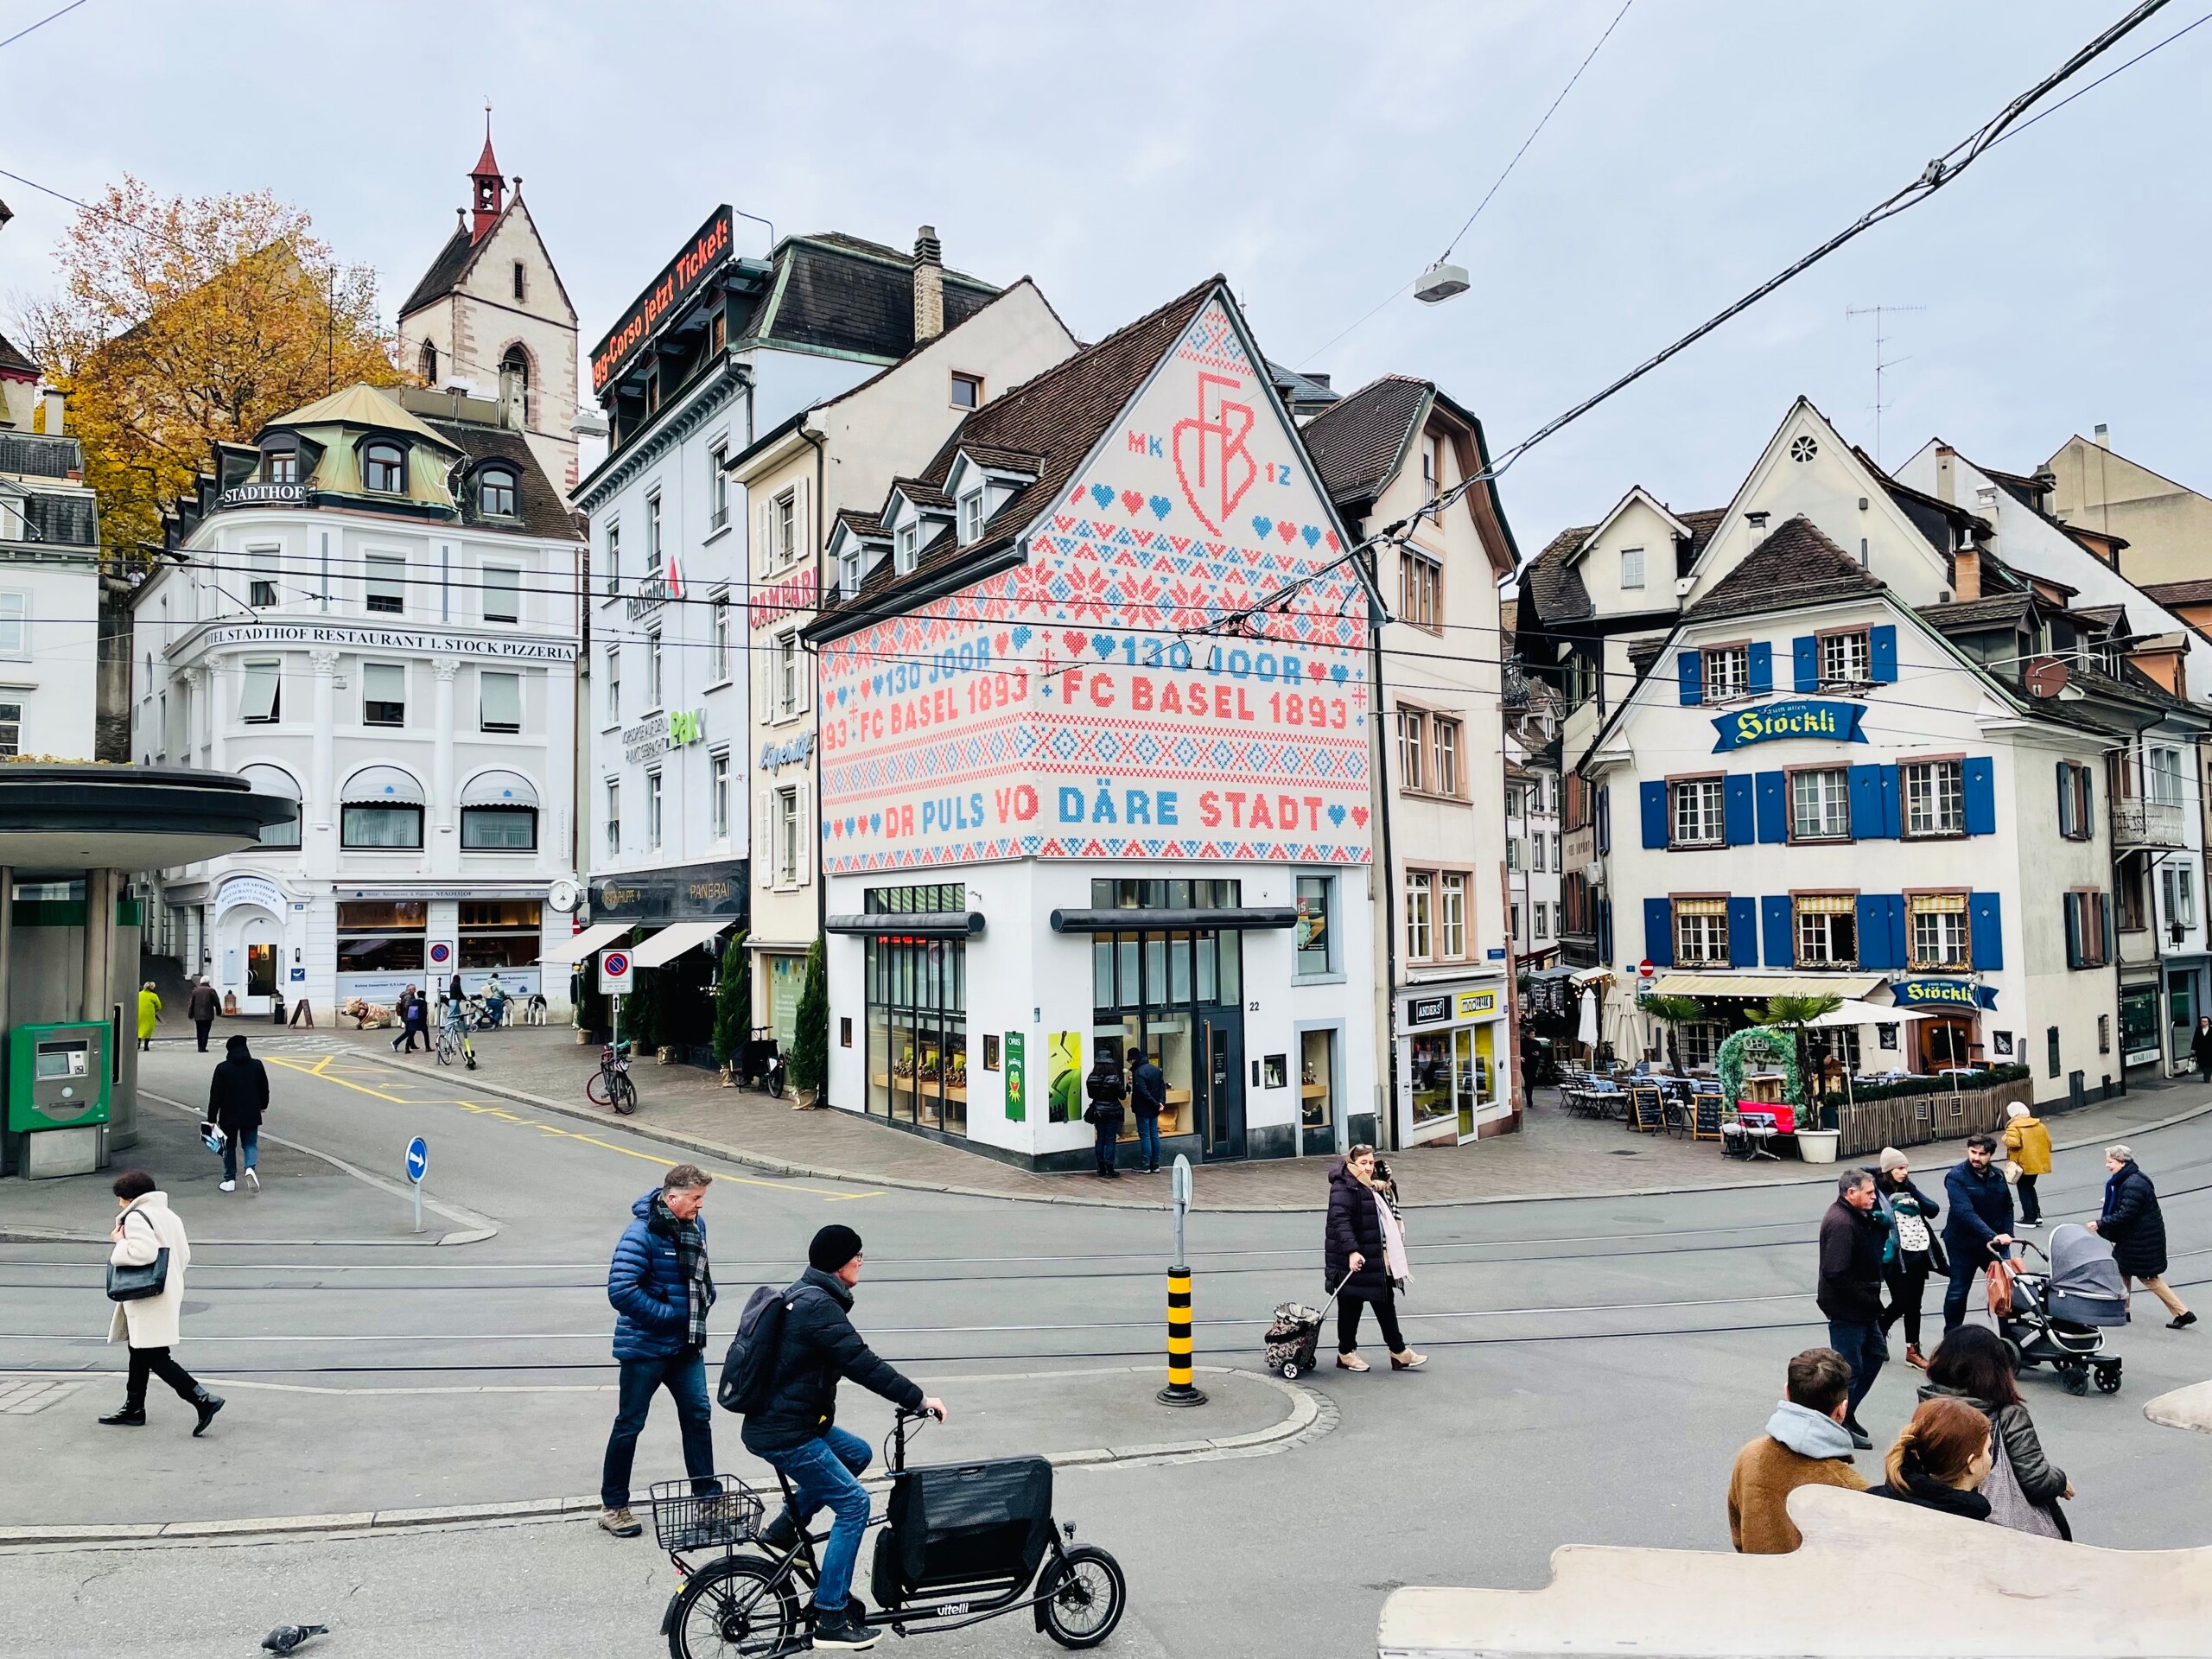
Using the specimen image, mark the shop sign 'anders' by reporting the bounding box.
[1711,698,1868,753]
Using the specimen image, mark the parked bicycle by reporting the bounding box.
[742,1031,787,1099]
[435,1020,477,1070]
[658,1408,1124,1657]
[588,1039,638,1116]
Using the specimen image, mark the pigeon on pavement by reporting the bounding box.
[261,1628,327,1656]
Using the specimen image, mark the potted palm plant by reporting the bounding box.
[1636,994,1705,1073]
[1751,994,1845,1160]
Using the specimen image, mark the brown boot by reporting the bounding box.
[1905,1344,1928,1370]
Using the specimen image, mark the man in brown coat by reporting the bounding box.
[1726,1348,1870,1553]
[186,978,220,1054]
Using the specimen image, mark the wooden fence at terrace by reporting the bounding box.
[1836,1076,2036,1159]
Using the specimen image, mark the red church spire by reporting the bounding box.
[469,105,505,242]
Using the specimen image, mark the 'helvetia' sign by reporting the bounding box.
[1711,699,1868,753]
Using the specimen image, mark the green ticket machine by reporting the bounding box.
[6,1020,111,1179]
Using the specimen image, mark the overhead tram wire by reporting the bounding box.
[0,0,88,52]
[1211,0,2189,641]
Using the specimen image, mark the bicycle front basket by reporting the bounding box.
[648,1477,763,1554]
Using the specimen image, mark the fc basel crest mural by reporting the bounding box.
[820,295,1373,874]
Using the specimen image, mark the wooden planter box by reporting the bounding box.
[1837,1077,2034,1158]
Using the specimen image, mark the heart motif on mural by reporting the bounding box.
[1170,388,1256,533]
[1250,516,1273,541]
[1091,634,1115,659]
[1331,664,1349,683]
[872,676,884,696]
[1148,494,1173,521]
[1327,804,1346,827]
[1062,630,1089,656]
[993,632,1009,655]
[1275,520,1298,543]
[1069,486,1086,505]
[1301,525,1322,547]
[1119,489,1146,516]
[1011,626,1033,650]
[1325,531,1341,551]
[869,814,881,835]
[1351,807,1370,828]
[1306,660,1326,682]
[1090,483,1116,510]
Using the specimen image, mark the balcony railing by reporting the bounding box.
[2111,798,2185,849]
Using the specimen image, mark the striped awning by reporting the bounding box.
[1653,973,1885,1001]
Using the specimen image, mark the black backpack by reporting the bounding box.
[716,1283,793,1414]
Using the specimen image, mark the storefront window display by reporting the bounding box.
[1408,1006,1501,1140]
[336,900,426,974]
[1087,880,1246,1143]
[863,884,969,1136]
[460,900,543,969]
[1300,1028,1335,1148]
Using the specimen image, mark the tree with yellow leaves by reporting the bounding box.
[16,177,403,563]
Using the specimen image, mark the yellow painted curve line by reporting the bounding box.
[264,1055,878,1200]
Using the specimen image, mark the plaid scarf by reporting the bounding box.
[652,1193,714,1351]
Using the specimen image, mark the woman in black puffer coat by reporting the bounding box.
[1324,1145,1424,1372]
[2091,1147,2195,1328]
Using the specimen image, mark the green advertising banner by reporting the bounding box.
[1004,1033,1026,1122]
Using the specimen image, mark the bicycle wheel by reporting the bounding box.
[668,1554,802,1659]
[613,1072,639,1116]
[1038,1544,1126,1649]
[435,1032,456,1067]
[764,1066,785,1100]
[587,1069,612,1106]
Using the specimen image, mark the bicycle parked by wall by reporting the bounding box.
[588,1039,638,1116]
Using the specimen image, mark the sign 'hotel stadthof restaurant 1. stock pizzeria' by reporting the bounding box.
[812,280,1382,1171]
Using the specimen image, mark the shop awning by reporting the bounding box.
[1808,999,1934,1027]
[824,912,985,938]
[629,919,729,968]
[341,765,425,805]
[1653,973,1885,1001]
[1048,907,1299,933]
[537,922,632,966]
[460,769,540,809]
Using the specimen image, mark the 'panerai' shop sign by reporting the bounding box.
[1891,978,1998,1010]
[1712,699,1868,753]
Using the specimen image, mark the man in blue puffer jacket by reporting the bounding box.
[598,1165,717,1538]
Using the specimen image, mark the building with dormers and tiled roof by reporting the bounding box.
[1522,397,2204,1106]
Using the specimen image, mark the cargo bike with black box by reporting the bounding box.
[656,1408,1127,1657]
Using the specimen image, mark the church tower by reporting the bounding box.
[397,115,582,493]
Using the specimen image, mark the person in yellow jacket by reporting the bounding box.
[136,982,162,1052]
[2002,1102,2052,1228]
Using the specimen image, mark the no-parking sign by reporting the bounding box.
[598,950,632,995]
[429,941,454,969]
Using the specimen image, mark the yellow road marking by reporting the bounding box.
[264,1054,876,1198]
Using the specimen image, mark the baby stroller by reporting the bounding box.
[1264,1277,1347,1382]
[1999,1224,2126,1396]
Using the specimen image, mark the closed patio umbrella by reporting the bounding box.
[1577,986,1599,1060]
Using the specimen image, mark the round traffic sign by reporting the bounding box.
[604,951,629,977]
[404,1136,429,1184]
[429,941,453,966]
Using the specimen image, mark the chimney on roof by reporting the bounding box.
[913,226,944,344]
[2094,423,2110,448]
[1934,443,1955,504]
[1746,510,1770,547]
[41,387,62,435]
[1953,547,1981,602]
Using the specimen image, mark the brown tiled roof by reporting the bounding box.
[0,329,39,378]
[1523,524,1596,623]
[2142,579,2212,607]
[1300,375,1429,511]
[1680,508,1726,556]
[889,477,954,511]
[1682,515,1883,622]
[739,235,997,360]
[956,443,1045,476]
[426,416,582,543]
[832,508,885,539]
[1917,592,2031,631]
[811,276,1220,632]
[2072,603,2128,631]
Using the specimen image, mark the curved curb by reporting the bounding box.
[0,1365,1330,1550]
[2143,1379,2212,1435]
[329,1045,2212,1214]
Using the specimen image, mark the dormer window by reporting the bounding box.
[478,467,518,518]
[895,524,919,575]
[265,451,296,486]
[841,547,863,598]
[362,442,404,494]
[959,491,984,545]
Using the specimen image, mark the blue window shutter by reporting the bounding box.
[1763,896,1794,967]
[1886,895,1908,969]
[1870,625,1898,683]
[1880,766,1903,839]
[1971,892,2004,970]
[1848,764,1887,839]
[1598,898,1613,963]
[1727,897,1758,966]
[1677,650,1702,706]
[1747,641,1773,696]
[1792,636,1818,692]
[1857,893,1891,969]
[1643,898,1674,967]
[1596,785,1611,855]
[1963,757,1995,835]
[1640,781,1669,849]
[1755,771,1788,843]
[1724,775,1754,845]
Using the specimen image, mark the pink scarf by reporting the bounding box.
[1372,1191,1411,1289]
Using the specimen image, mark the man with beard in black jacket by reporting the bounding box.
[742,1226,947,1652]
[1816,1168,1892,1450]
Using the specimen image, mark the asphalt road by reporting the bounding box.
[5,1035,2210,1657]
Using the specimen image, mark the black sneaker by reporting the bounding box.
[811,1605,878,1650]
[760,1510,799,1551]
[1845,1421,1872,1451]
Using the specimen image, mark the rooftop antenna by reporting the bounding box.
[1845,303,1923,466]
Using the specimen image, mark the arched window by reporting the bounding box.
[478,467,518,518]
[499,346,530,426]
[418,340,439,384]
[238,764,302,849]
[362,442,404,494]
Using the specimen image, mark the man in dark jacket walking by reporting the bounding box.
[207,1034,269,1194]
[599,1166,716,1541]
[187,978,219,1053]
[1941,1133,2014,1332]
[1816,1169,1891,1447]
[744,1225,944,1651]
[392,986,429,1054]
[1129,1051,1166,1174]
[1084,1052,1125,1179]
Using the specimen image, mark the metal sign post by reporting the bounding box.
[1159,1154,1206,1407]
[405,1135,429,1234]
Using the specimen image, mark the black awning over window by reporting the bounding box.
[1048,907,1298,933]
[825,912,984,938]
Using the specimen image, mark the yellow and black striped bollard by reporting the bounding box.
[1157,1265,1207,1406]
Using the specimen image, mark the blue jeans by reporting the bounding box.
[601,1350,715,1510]
[221,1129,258,1182]
[1943,1259,1983,1331]
[1826,1317,1886,1425]
[1134,1113,1161,1170]
[760,1427,873,1615]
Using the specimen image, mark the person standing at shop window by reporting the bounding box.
[1128,1051,1166,1175]
[1084,1052,1126,1179]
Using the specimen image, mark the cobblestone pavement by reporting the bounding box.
[194,1014,2211,1211]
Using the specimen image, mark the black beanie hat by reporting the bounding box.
[809,1224,864,1273]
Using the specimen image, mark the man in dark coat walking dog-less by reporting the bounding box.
[1942,1133,2014,1332]
[207,1034,270,1194]
[187,978,219,1053]
[1815,1169,1891,1447]
[598,1166,717,1541]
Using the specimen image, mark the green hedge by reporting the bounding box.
[1823,1063,2031,1105]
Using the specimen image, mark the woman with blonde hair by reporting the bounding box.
[1867,1395,1993,1521]
[136,982,162,1052]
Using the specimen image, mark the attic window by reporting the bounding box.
[841,546,863,598]
[264,451,296,486]
[478,467,518,518]
[1789,435,1819,464]
[895,524,920,575]
[959,491,984,545]
[950,372,982,410]
[362,442,404,493]
[512,262,527,302]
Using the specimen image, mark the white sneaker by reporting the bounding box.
[218,1180,236,1192]
[245,1168,260,1193]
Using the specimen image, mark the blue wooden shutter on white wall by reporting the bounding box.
[1755,772,1787,843]
[1724,775,1755,846]
[1962,757,1995,835]
[1970,892,2004,970]
[1677,651,1702,706]
[1596,785,1611,855]
[1762,896,1794,967]
[1870,625,1898,683]
[1848,765,1888,839]
[1643,899,1674,967]
[1727,897,1758,967]
[1792,636,1819,693]
[1857,893,1892,969]
[1748,641,1773,696]
[1640,781,1669,849]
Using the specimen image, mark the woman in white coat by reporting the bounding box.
[99,1170,224,1433]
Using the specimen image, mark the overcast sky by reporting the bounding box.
[4,0,2206,550]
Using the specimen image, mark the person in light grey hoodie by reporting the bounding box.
[1726,1347,1872,1552]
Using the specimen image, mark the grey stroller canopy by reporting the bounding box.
[2043,1223,2129,1324]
